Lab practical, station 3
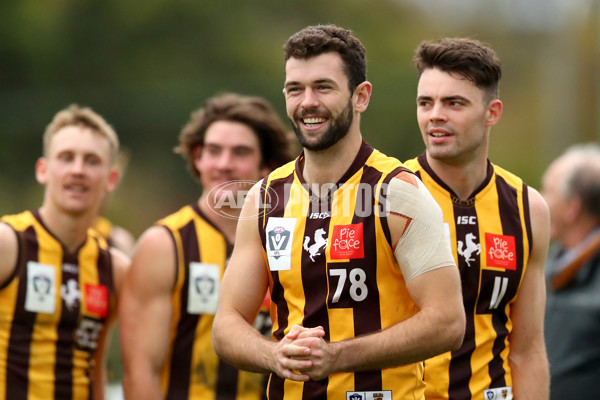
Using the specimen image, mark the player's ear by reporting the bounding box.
[106,167,119,193]
[35,157,48,185]
[485,99,502,127]
[192,145,203,172]
[353,81,372,114]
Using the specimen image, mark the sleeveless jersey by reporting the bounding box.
[404,154,532,400]
[157,203,267,400]
[258,140,425,400]
[0,210,115,400]
[90,217,113,243]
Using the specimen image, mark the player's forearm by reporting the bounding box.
[92,366,106,400]
[334,305,465,372]
[509,344,549,400]
[121,365,164,400]
[213,310,275,374]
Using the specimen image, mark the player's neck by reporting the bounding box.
[38,204,94,253]
[426,152,489,202]
[301,130,362,190]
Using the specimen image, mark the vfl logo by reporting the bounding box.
[194,274,216,302]
[60,279,81,311]
[268,226,291,260]
[303,228,328,262]
[457,232,481,267]
[349,394,362,400]
[33,274,52,298]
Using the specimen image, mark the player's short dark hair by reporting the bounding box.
[413,37,502,102]
[283,24,367,93]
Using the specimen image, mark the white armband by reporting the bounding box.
[387,177,455,282]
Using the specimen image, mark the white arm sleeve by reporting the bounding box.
[386,176,456,282]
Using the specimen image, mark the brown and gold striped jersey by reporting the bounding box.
[258,140,426,400]
[157,203,267,400]
[0,210,115,400]
[405,154,532,400]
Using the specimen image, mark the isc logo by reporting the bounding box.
[457,216,477,225]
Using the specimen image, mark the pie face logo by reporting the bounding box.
[485,233,516,270]
[330,223,364,260]
[85,284,109,318]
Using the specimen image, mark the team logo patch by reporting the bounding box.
[61,279,81,311]
[485,233,517,270]
[457,232,481,267]
[85,283,109,317]
[330,223,364,260]
[266,217,296,271]
[304,228,328,262]
[25,261,56,314]
[483,386,512,399]
[187,262,220,314]
[346,391,391,400]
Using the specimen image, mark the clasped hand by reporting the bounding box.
[270,324,336,382]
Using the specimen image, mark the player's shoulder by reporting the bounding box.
[402,157,422,173]
[491,162,526,189]
[0,219,19,287]
[266,159,297,182]
[1,210,36,229]
[156,204,199,228]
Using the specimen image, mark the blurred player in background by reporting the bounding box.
[119,92,296,400]
[0,104,130,400]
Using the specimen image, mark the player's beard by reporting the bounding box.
[292,99,353,152]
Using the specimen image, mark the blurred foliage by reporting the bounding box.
[1,0,598,238]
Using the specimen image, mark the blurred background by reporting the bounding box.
[1,0,599,394]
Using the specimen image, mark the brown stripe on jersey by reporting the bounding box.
[448,203,480,400]
[266,375,284,400]
[6,226,38,400]
[258,178,269,250]
[299,198,331,400]
[265,174,296,342]
[215,244,239,400]
[166,220,199,400]
[487,176,526,388]
[89,240,114,395]
[54,252,79,400]
[350,165,384,391]
[215,360,239,400]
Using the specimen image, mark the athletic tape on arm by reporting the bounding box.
[387,177,455,282]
